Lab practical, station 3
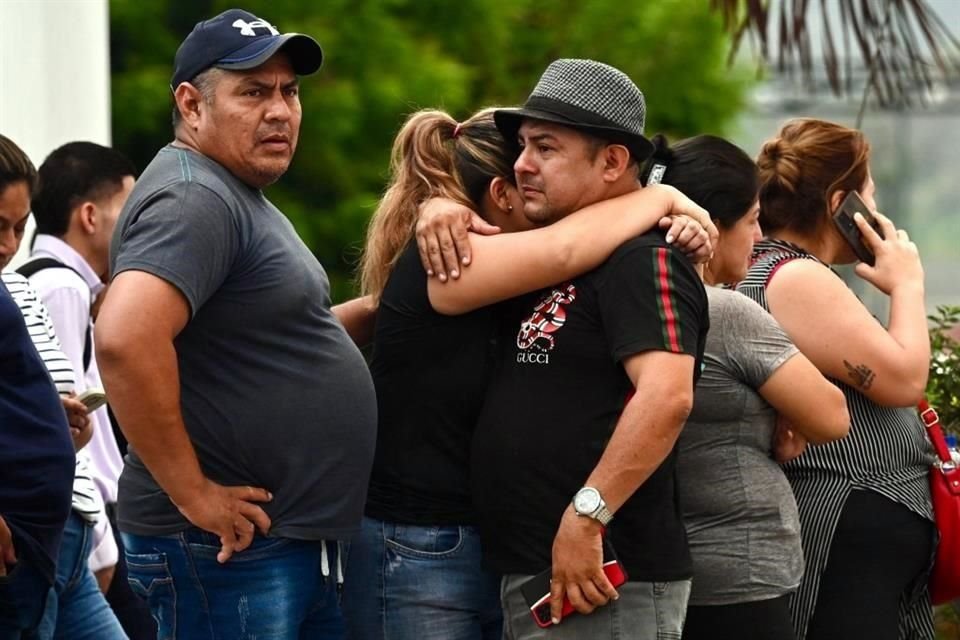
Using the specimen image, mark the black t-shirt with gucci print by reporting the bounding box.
[472,231,708,580]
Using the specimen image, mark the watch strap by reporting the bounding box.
[593,504,613,526]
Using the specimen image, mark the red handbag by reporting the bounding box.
[920,399,960,604]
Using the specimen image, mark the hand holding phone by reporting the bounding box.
[521,536,628,628]
[849,209,924,296]
[77,387,108,413]
[832,191,883,265]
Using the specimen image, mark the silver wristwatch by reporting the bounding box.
[572,487,613,526]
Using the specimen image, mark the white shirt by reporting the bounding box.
[29,234,123,571]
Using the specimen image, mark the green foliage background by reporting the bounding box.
[110,0,753,300]
[929,306,960,430]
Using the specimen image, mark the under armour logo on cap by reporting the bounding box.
[232,18,279,37]
[171,8,322,90]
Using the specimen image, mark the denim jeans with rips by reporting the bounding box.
[122,528,344,640]
[341,517,502,640]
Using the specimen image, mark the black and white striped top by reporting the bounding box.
[1,272,102,523]
[736,239,935,640]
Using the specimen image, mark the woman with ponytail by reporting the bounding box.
[737,118,935,639]
[343,108,713,640]
[640,135,849,640]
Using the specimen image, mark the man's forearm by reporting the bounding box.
[97,337,206,507]
[547,384,693,618]
[584,391,692,513]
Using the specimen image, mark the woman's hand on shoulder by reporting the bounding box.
[656,215,712,263]
[853,211,924,295]
[650,184,718,259]
[415,197,500,282]
[631,184,716,263]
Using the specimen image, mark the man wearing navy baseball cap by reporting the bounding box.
[97,9,377,639]
[169,8,323,91]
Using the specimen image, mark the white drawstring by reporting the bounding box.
[320,539,330,578]
[336,541,344,586]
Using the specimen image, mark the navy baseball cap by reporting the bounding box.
[171,9,323,89]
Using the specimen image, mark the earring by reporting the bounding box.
[507,205,514,212]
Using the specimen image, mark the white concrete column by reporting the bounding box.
[0,0,111,268]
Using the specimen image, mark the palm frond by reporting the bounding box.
[711,0,960,109]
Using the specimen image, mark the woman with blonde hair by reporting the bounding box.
[342,107,712,640]
[738,118,935,639]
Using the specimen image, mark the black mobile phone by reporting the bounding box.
[832,191,883,266]
[519,536,629,629]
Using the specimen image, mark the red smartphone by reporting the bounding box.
[832,191,883,266]
[519,536,628,629]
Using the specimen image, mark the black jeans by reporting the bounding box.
[683,594,796,640]
[806,489,934,640]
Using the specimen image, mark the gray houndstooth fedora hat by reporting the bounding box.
[495,59,654,161]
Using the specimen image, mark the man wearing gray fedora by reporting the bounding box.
[469,59,710,639]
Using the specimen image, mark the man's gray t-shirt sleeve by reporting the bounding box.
[719,291,798,390]
[112,183,239,316]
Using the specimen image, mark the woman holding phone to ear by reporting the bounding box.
[737,118,935,640]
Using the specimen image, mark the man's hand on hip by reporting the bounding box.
[175,480,273,564]
[549,506,619,622]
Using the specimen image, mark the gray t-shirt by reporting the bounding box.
[110,145,377,541]
[677,286,801,605]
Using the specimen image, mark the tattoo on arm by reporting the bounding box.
[843,359,876,390]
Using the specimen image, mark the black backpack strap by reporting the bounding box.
[15,257,68,278]
[16,257,93,373]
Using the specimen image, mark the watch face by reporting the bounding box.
[574,488,600,514]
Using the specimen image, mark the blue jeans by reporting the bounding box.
[122,529,343,640]
[37,512,127,640]
[0,557,52,639]
[103,504,157,640]
[342,517,501,640]
[501,574,691,640]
